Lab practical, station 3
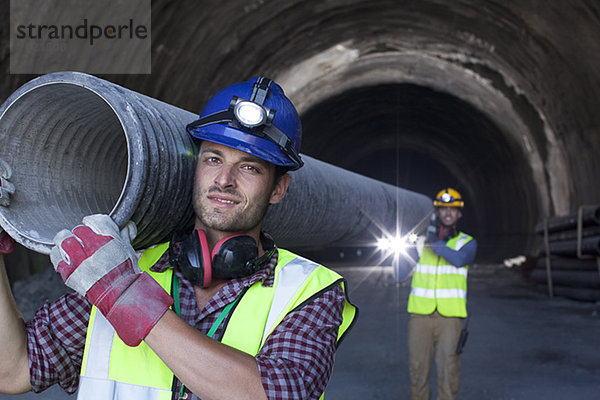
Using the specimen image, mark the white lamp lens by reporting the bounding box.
[235,101,265,127]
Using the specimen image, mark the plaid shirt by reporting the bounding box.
[26,242,346,400]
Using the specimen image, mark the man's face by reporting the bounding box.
[435,206,462,227]
[193,142,289,236]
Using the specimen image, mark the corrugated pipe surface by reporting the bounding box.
[264,155,433,249]
[0,72,197,254]
[0,72,433,255]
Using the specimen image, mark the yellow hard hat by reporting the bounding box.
[433,188,464,208]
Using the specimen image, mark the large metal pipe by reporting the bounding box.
[530,269,600,290]
[535,206,600,234]
[546,225,600,243]
[537,236,600,257]
[264,156,433,249]
[0,72,197,254]
[536,257,599,271]
[0,72,432,255]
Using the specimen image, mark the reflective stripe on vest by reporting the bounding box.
[78,244,357,400]
[78,242,173,400]
[407,232,473,318]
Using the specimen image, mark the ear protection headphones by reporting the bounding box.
[169,229,275,288]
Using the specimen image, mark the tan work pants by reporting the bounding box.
[408,312,462,400]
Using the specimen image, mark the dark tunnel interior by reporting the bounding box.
[0,0,599,270]
[301,83,540,261]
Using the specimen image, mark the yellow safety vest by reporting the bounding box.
[407,233,473,318]
[78,243,357,400]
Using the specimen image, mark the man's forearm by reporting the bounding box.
[430,239,477,267]
[145,310,268,400]
[0,255,32,394]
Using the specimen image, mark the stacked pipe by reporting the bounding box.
[532,206,600,301]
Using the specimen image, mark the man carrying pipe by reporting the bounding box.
[0,77,357,400]
[400,188,477,400]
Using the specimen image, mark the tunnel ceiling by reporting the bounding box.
[0,0,599,261]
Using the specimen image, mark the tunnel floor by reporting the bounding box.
[326,264,600,399]
[4,264,600,400]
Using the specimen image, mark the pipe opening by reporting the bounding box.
[0,83,127,250]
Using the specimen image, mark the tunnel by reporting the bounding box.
[0,0,599,263]
[300,82,538,261]
[0,2,599,399]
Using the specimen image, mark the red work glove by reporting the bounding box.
[0,229,15,254]
[50,214,173,346]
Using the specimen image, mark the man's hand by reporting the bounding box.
[0,158,16,254]
[0,230,15,254]
[0,158,14,208]
[50,214,173,346]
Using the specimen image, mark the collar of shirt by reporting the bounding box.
[148,234,279,327]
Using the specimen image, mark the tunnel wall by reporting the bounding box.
[0,0,598,260]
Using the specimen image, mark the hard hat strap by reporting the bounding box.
[250,77,272,105]
[186,110,302,168]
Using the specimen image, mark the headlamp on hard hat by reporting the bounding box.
[433,188,464,208]
[186,77,303,169]
[230,97,275,129]
[439,192,454,203]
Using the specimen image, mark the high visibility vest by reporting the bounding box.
[407,233,473,318]
[77,243,357,400]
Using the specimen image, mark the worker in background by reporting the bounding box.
[0,77,357,400]
[406,188,477,400]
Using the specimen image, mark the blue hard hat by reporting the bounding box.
[186,77,303,170]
